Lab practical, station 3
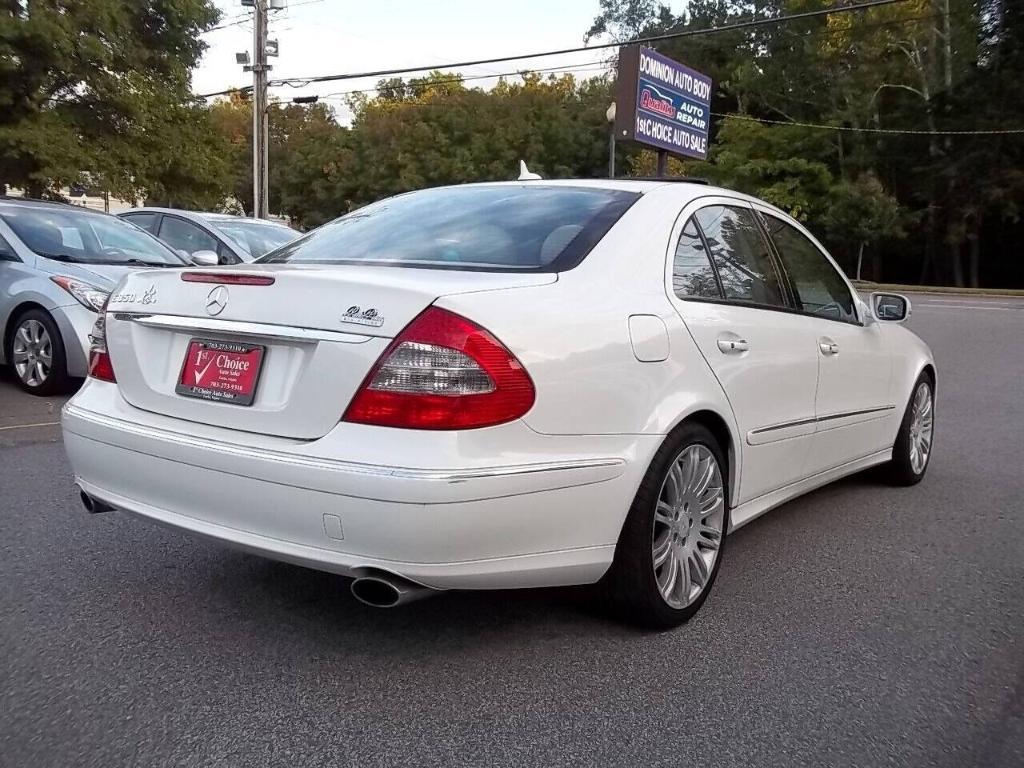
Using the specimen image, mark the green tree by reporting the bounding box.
[591,0,1024,288]
[335,71,611,208]
[0,0,228,203]
[208,94,349,222]
[821,173,905,280]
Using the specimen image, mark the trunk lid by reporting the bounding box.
[104,264,554,439]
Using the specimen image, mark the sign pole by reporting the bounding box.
[656,150,668,178]
[609,131,616,178]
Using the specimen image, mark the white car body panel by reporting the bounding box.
[61,179,935,593]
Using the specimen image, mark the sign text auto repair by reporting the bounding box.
[613,46,713,161]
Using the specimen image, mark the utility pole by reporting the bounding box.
[251,0,270,219]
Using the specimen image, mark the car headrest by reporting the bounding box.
[539,224,584,264]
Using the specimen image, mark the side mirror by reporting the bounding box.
[190,250,219,267]
[870,292,911,323]
[0,248,19,262]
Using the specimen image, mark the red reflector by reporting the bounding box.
[181,273,275,285]
[343,307,535,430]
[88,350,116,382]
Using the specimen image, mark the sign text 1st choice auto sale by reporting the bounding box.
[613,46,712,161]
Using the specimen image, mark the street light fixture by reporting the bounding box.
[606,101,617,179]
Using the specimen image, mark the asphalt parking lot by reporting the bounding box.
[1,293,1022,767]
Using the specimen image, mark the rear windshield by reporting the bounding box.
[258,185,640,271]
[208,218,298,259]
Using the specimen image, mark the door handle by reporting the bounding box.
[819,339,839,355]
[717,338,749,354]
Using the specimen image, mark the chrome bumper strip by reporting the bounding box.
[114,313,372,345]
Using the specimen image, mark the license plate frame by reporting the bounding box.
[175,338,266,407]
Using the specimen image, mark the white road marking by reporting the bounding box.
[916,298,1021,307]
[914,305,1014,311]
[0,420,61,431]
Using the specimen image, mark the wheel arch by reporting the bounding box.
[920,362,936,391]
[2,300,51,361]
[665,407,740,507]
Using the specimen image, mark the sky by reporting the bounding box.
[192,0,623,123]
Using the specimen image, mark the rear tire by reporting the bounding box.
[886,373,935,486]
[603,422,729,629]
[8,309,71,396]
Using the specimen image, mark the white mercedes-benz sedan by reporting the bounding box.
[61,179,935,628]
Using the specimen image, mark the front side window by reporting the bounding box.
[760,213,857,323]
[158,216,219,257]
[259,185,640,271]
[673,219,721,299]
[694,206,787,308]
[0,206,185,266]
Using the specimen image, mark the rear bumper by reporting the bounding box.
[62,383,656,590]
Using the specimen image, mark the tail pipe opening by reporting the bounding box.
[80,489,114,514]
[350,570,436,608]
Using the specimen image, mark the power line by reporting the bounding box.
[714,113,1024,135]
[275,0,910,87]
[197,0,911,98]
[317,62,612,100]
[206,11,252,33]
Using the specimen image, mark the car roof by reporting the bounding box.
[414,177,756,201]
[0,197,110,215]
[435,178,771,209]
[120,207,293,228]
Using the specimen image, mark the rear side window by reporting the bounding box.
[122,213,157,233]
[760,214,857,323]
[694,206,787,308]
[673,219,721,299]
[158,216,219,257]
[259,185,640,271]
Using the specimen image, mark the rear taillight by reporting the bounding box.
[343,307,534,430]
[87,299,116,383]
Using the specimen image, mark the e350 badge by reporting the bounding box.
[340,305,385,327]
[110,285,158,306]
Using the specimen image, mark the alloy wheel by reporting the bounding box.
[908,382,934,475]
[11,318,53,388]
[652,444,726,609]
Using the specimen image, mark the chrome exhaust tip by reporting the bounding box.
[79,489,113,514]
[350,571,434,608]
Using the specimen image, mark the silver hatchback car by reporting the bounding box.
[0,198,189,395]
[119,208,299,264]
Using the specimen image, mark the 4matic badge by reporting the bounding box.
[340,305,385,327]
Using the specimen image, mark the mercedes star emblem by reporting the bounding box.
[205,285,229,316]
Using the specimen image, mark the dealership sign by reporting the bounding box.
[614,46,712,161]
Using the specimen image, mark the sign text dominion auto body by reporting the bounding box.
[613,46,713,161]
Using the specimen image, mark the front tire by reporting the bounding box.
[604,423,729,629]
[9,309,71,396]
[887,373,935,486]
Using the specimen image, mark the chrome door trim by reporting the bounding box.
[747,404,896,444]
